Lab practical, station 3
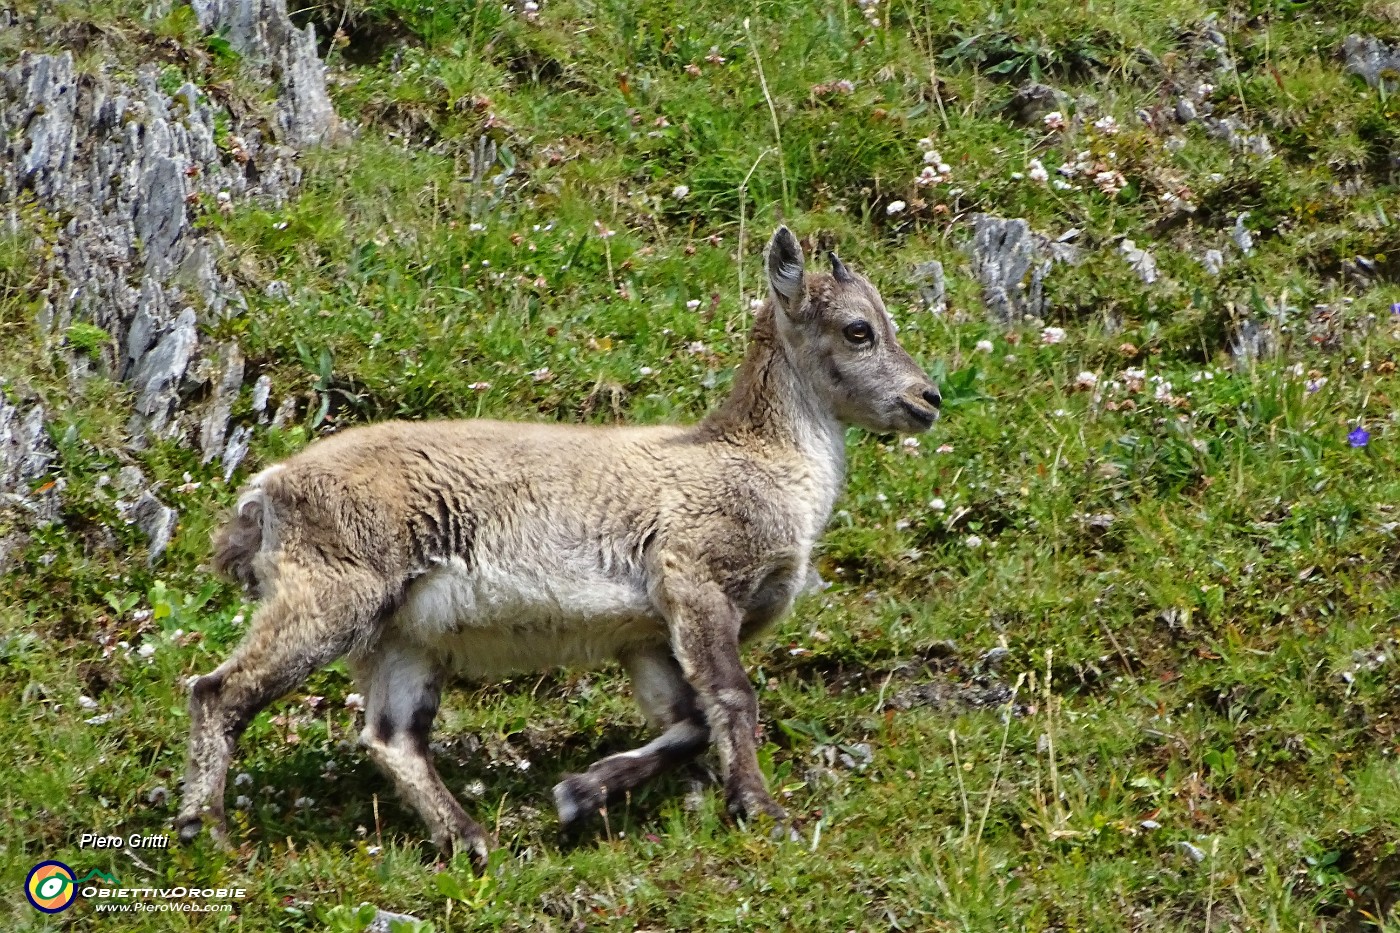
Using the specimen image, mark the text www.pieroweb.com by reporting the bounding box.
[94,902,233,913]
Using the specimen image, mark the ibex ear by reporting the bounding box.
[766,226,806,315]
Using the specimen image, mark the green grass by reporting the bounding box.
[4,0,1400,929]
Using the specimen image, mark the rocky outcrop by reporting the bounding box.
[1343,35,1400,92]
[0,2,337,564]
[0,396,58,574]
[190,0,339,146]
[3,51,277,458]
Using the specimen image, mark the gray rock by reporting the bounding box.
[189,0,340,145]
[1232,213,1254,256]
[129,490,177,564]
[116,465,147,495]
[1005,82,1064,127]
[128,308,199,439]
[1230,318,1276,364]
[969,215,1043,325]
[912,260,946,315]
[251,375,273,418]
[1201,248,1225,276]
[1177,840,1207,864]
[1343,35,1400,92]
[1119,239,1158,285]
[0,399,54,494]
[222,426,253,482]
[270,396,299,429]
[366,908,424,932]
[200,342,246,463]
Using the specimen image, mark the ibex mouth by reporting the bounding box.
[898,398,939,429]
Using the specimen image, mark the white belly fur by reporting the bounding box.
[390,555,664,679]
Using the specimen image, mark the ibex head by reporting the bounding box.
[765,226,941,434]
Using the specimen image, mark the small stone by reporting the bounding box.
[1177,841,1207,863]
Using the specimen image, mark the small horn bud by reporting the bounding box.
[829,251,853,283]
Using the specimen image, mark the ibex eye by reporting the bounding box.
[843,321,873,344]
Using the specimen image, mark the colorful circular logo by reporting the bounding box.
[26,861,77,913]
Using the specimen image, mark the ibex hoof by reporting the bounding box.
[175,810,229,847]
[726,787,788,825]
[438,817,494,870]
[552,773,605,829]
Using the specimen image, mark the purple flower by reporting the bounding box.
[1349,426,1370,448]
[1391,302,1400,316]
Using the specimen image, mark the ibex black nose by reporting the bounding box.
[923,387,942,409]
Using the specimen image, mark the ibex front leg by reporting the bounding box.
[659,574,787,824]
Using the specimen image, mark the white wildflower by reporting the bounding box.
[1041,326,1067,345]
[1074,371,1099,390]
[671,184,689,200]
[1043,111,1066,130]
[685,299,701,310]
[1028,158,1049,184]
[975,339,994,353]
[1093,115,1120,135]
[965,535,983,549]
[929,497,947,511]
[886,200,907,215]
[1094,170,1127,196]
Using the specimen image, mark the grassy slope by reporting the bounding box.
[4,0,1400,929]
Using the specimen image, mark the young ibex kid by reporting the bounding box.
[177,226,942,861]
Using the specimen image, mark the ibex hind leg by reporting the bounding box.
[352,639,492,866]
[553,644,709,828]
[176,567,387,845]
